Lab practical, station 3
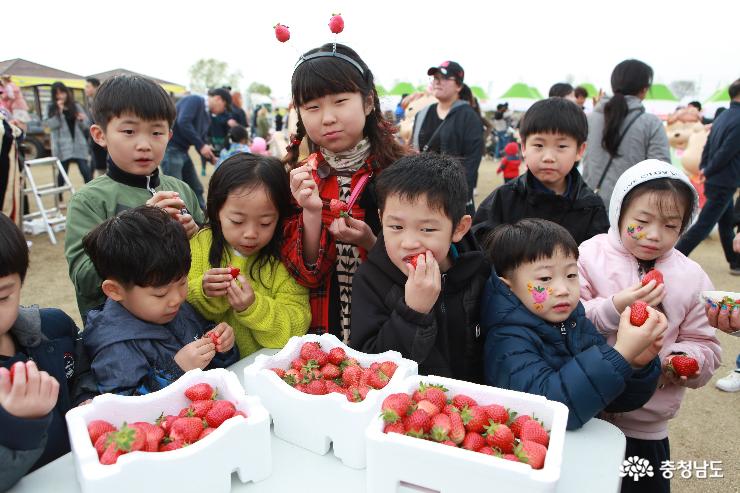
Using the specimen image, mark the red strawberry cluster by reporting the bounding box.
[329,199,350,218]
[270,342,398,402]
[87,383,246,464]
[380,383,550,470]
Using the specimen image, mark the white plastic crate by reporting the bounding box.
[365,374,569,493]
[242,333,418,469]
[65,368,272,493]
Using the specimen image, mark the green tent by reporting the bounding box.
[416,84,428,92]
[500,83,540,100]
[470,86,487,100]
[706,86,730,103]
[646,84,678,101]
[375,84,388,96]
[529,86,544,100]
[390,82,415,96]
[576,83,598,98]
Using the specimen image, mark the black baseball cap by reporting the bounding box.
[427,61,464,83]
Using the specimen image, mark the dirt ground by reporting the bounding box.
[19,156,739,492]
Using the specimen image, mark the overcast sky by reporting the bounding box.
[3,0,737,102]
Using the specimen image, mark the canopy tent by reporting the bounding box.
[646,84,678,101]
[0,58,86,89]
[416,84,429,93]
[529,86,544,100]
[705,86,730,103]
[375,84,388,96]
[89,68,186,95]
[389,82,416,96]
[644,83,679,116]
[470,85,487,100]
[498,83,542,111]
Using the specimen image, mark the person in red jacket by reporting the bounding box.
[497,141,521,182]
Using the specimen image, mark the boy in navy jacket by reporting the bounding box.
[481,219,664,429]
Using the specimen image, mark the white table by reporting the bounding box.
[9,350,626,493]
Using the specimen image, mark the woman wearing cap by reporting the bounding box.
[411,61,483,214]
[581,59,670,205]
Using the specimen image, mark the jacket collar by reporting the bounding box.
[106,157,160,191]
[10,306,46,348]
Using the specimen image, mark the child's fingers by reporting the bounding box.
[0,367,10,396]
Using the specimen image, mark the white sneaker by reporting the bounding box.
[715,371,740,392]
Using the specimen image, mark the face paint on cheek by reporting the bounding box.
[626,223,646,240]
[527,283,553,311]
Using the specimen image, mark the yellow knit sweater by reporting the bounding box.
[187,228,311,358]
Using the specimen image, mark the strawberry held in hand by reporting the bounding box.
[629,301,649,326]
[641,269,664,287]
[274,23,290,42]
[328,13,344,34]
[667,354,699,377]
[329,198,349,217]
[404,253,424,269]
[229,266,240,279]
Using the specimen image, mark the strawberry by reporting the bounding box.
[159,439,185,452]
[99,442,125,465]
[329,198,349,217]
[156,414,178,433]
[448,412,466,444]
[205,400,236,428]
[341,365,362,387]
[516,440,547,469]
[520,419,549,448]
[482,404,509,425]
[87,420,116,445]
[271,368,286,378]
[328,347,346,365]
[184,383,215,401]
[461,405,490,433]
[233,410,248,419]
[484,422,515,453]
[305,379,327,395]
[131,422,164,452]
[94,431,114,457]
[169,417,204,444]
[344,384,369,402]
[328,13,344,34]
[451,393,478,409]
[461,431,486,451]
[341,357,360,368]
[98,422,145,464]
[641,269,664,287]
[403,409,431,438]
[429,413,452,442]
[412,383,448,409]
[291,358,307,371]
[441,440,458,447]
[367,369,390,389]
[383,421,406,434]
[283,368,301,386]
[668,354,699,377]
[198,427,216,441]
[299,341,321,360]
[274,23,290,43]
[229,266,240,279]
[380,393,412,423]
[478,446,495,455]
[305,350,329,367]
[205,331,219,348]
[629,301,649,327]
[325,380,345,394]
[503,453,520,462]
[416,399,441,416]
[509,415,532,439]
[181,399,214,418]
[320,363,341,380]
[442,403,461,417]
[403,254,424,269]
[379,361,398,378]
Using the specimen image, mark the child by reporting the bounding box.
[350,154,491,382]
[482,218,664,430]
[82,206,238,396]
[217,124,251,166]
[283,43,406,341]
[579,160,721,493]
[187,154,310,358]
[0,213,96,489]
[64,75,205,321]
[497,141,521,183]
[472,97,609,246]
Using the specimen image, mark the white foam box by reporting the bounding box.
[65,368,272,493]
[365,374,569,493]
[242,333,418,469]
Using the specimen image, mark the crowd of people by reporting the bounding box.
[0,44,738,493]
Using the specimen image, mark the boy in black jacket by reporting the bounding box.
[0,213,96,491]
[472,97,609,246]
[350,154,490,382]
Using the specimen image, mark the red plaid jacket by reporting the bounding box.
[281,154,379,335]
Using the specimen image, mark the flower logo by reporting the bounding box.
[619,456,654,481]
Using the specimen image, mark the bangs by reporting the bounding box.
[292,57,365,106]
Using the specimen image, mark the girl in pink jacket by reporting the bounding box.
[578,159,721,493]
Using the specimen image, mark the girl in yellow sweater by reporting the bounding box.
[187,154,310,357]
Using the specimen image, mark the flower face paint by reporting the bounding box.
[527,283,553,311]
[626,223,646,240]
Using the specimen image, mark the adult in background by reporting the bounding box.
[676,79,740,275]
[161,92,227,210]
[84,77,108,176]
[491,102,512,158]
[581,59,669,205]
[230,91,248,127]
[0,75,31,127]
[412,60,482,214]
[43,82,92,193]
[548,82,576,102]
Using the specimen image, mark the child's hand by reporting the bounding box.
[613,305,668,365]
[612,281,666,313]
[662,354,701,385]
[227,274,255,312]
[202,267,232,297]
[0,361,59,419]
[404,251,441,314]
[328,216,377,251]
[206,322,235,353]
[289,164,322,213]
[174,339,216,371]
[146,191,187,218]
[705,301,740,334]
[631,333,665,368]
[177,212,199,239]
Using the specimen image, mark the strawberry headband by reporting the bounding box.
[294,51,364,76]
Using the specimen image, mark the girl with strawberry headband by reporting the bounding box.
[578,159,721,493]
[280,21,406,341]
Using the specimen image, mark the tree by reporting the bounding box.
[189,59,242,93]
[248,82,272,96]
[670,80,698,101]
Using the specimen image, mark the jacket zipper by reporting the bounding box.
[440,273,447,314]
[558,322,573,354]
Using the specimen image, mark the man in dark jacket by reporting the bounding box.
[350,154,491,383]
[412,61,483,214]
[481,219,663,430]
[677,78,740,275]
[472,97,609,246]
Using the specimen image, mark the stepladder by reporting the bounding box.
[22,156,75,245]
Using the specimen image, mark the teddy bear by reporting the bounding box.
[398,93,438,146]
